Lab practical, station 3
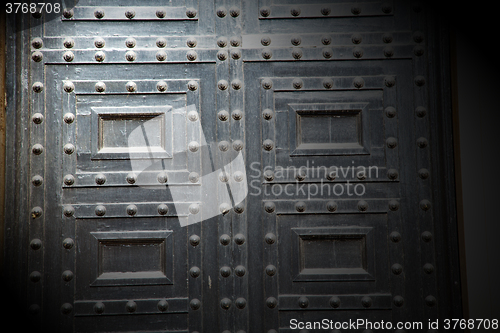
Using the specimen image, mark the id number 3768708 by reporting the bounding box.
[6,2,61,14]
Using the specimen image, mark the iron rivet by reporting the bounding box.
[220,266,231,278]
[30,239,42,250]
[415,75,426,86]
[32,144,44,155]
[262,49,272,59]
[291,36,301,46]
[125,51,136,62]
[186,50,197,61]
[323,48,333,59]
[358,200,368,212]
[190,299,201,310]
[94,51,105,62]
[218,80,229,90]
[220,234,231,246]
[390,231,402,242]
[30,271,41,282]
[64,113,75,124]
[189,203,200,215]
[323,78,334,89]
[353,77,364,88]
[157,172,168,184]
[264,170,274,181]
[63,8,74,19]
[217,37,228,48]
[423,263,434,274]
[188,110,199,121]
[265,233,277,245]
[156,38,167,48]
[32,38,43,49]
[351,6,361,15]
[416,137,428,148]
[231,49,242,59]
[157,300,168,312]
[32,51,43,62]
[218,141,229,152]
[232,79,242,90]
[265,265,276,276]
[124,9,135,19]
[264,201,275,213]
[189,234,200,246]
[421,231,433,242]
[216,7,227,18]
[62,270,74,282]
[125,81,137,92]
[321,36,332,45]
[262,109,273,120]
[385,106,397,118]
[352,33,363,44]
[261,36,271,46]
[419,199,431,211]
[219,172,229,183]
[361,296,372,308]
[384,76,396,87]
[29,304,40,315]
[32,82,43,93]
[382,2,393,13]
[327,167,337,180]
[266,297,278,309]
[387,169,399,180]
[126,204,137,216]
[62,238,74,249]
[217,50,227,61]
[125,37,136,48]
[218,110,229,121]
[229,7,240,17]
[187,80,198,91]
[292,78,303,89]
[186,37,197,48]
[63,81,75,92]
[126,301,137,313]
[188,141,199,152]
[157,204,169,215]
[94,302,105,314]
[220,298,232,310]
[95,205,106,216]
[262,79,273,90]
[190,266,201,278]
[425,296,436,307]
[260,7,271,17]
[393,296,404,307]
[290,7,301,16]
[186,7,197,18]
[414,45,425,56]
[63,143,75,155]
[392,263,403,275]
[298,297,309,308]
[234,234,245,245]
[32,113,44,124]
[295,201,306,212]
[156,80,168,92]
[233,140,243,151]
[386,137,398,149]
[95,173,106,185]
[95,81,106,92]
[234,203,245,214]
[94,9,105,19]
[330,297,341,308]
[189,172,199,183]
[263,139,274,151]
[321,7,331,16]
[235,298,246,309]
[63,205,75,217]
[327,201,338,212]
[156,9,166,18]
[295,170,306,181]
[63,174,74,186]
[416,106,427,118]
[388,200,400,211]
[418,168,429,179]
[382,33,393,43]
[384,46,394,57]
[94,38,105,48]
[413,31,424,43]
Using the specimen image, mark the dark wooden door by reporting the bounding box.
[3,1,463,332]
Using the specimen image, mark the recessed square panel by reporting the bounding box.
[296,110,362,150]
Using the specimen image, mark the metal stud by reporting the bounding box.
[125,51,137,62]
[384,76,396,87]
[298,297,309,308]
[231,49,242,60]
[186,37,197,48]
[393,296,404,307]
[94,9,105,19]
[32,51,43,62]
[388,200,400,211]
[189,234,200,246]
[63,174,74,186]
[322,48,333,59]
[290,7,301,16]
[124,9,135,19]
[234,203,245,214]
[95,205,106,217]
[421,231,433,242]
[264,170,274,181]
[63,205,75,217]
[260,7,271,17]
[351,6,361,15]
[423,263,434,274]
[418,168,429,179]
[219,234,231,246]
[156,81,167,92]
[220,298,232,310]
[321,35,332,45]
[95,173,106,185]
[353,47,364,58]
[265,233,277,245]
[232,79,242,90]
[262,49,272,59]
[233,140,243,151]
[62,238,74,249]
[219,171,229,183]
[425,296,436,307]
[32,113,44,124]
[64,113,75,124]
[188,110,199,122]
[94,38,105,48]
[95,81,106,92]
[126,204,137,216]
[32,82,43,93]
[292,78,303,89]
[93,302,105,314]
[323,78,334,89]
[31,206,42,219]
[63,8,74,19]
[353,77,364,88]
[330,297,341,308]
[157,172,168,184]
[382,33,393,43]
[32,38,43,49]
[217,37,228,48]
[217,50,227,61]
[232,109,243,120]
[157,300,168,312]
[30,271,41,283]
[62,270,74,282]
[387,169,399,180]
[419,199,431,211]
[414,45,425,56]
[190,299,201,310]
[392,263,403,275]
[265,265,276,276]
[291,36,301,46]
[157,204,169,215]
[190,266,201,278]
[266,297,278,309]
[352,33,363,44]
[189,203,200,215]
[188,141,199,152]
[186,50,197,61]
[126,301,137,313]
[321,7,331,16]
[216,7,227,18]
[261,36,271,46]
[262,79,273,90]
[382,2,393,13]
[384,46,394,57]
[186,7,197,18]
[187,80,198,91]
[414,76,426,86]
[32,144,44,155]
[390,231,402,242]
[327,201,338,212]
[94,51,105,62]
[262,139,274,151]
[189,172,199,183]
[218,80,228,91]
[30,239,42,250]
[262,109,273,120]
[63,143,75,155]
[234,234,245,245]
[220,266,231,277]
[229,7,240,17]
[218,141,229,152]
[218,110,229,121]
[125,37,136,48]
[416,137,428,148]
[126,81,137,92]
[235,298,246,309]
[361,296,372,308]
[295,201,306,212]
[385,107,397,118]
[357,200,368,212]
[264,201,275,213]
[386,137,398,149]
[156,9,166,18]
